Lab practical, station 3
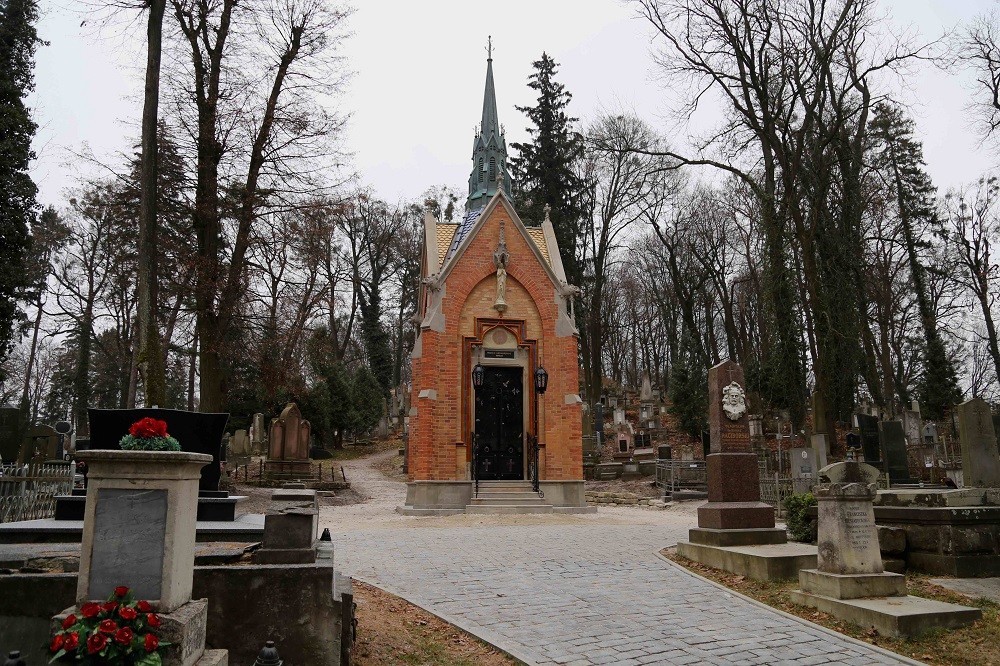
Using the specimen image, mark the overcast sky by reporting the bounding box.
[29,0,999,209]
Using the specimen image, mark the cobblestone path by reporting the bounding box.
[323,453,914,666]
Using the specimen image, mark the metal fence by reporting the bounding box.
[655,460,707,495]
[0,462,74,523]
[758,471,891,518]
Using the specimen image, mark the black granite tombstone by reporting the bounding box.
[856,413,881,467]
[0,407,24,463]
[879,420,913,485]
[88,408,229,491]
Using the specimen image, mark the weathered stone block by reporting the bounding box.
[877,526,906,556]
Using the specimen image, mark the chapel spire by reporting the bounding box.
[467,36,511,211]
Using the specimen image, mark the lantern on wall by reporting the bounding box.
[472,363,485,389]
[534,366,549,395]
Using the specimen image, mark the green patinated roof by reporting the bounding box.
[467,50,512,210]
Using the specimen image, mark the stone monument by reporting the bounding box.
[790,447,817,495]
[856,413,882,467]
[0,406,25,463]
[879,420,913,485]
[695,360,781,536]
[62,449,228,665]
[956,397,1000,488]
[809,391,829,468]
[791,461,981,637]
[264,403,314,479]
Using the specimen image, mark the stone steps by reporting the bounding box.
[465,504,554,514]
[468,495,546,505]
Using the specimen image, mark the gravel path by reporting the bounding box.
[322,452,914,666]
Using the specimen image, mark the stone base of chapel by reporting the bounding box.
[397,480,593,515]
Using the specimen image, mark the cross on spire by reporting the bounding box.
[486,35,493,60]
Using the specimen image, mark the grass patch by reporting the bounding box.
[663,548,1000,666]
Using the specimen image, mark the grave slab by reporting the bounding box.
[676,541,818,581]
[787,591,981,638]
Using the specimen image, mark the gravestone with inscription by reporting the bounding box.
[956,398,1000,488]
[793,461,906,599]
[692,360,784,541]
[856,413,881,467]
[790,447,817,495]
[879,420,913,485]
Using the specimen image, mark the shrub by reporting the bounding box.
[784,492,818,543]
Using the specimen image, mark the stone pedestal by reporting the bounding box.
[678,360,801,580]
[252,489,318,564]
[75,450,211,611]
[790,462,980,637]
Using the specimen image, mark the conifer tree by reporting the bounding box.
[510,53,586,286]
[0,0,40,379]
[869,103,962,418]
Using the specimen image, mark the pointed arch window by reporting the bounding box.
[489,156,496,181]
[478,157,484,183]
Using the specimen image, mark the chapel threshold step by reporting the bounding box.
[465,504,554,514]
[468,497,547,506]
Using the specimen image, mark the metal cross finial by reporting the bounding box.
[487,36,493,60]
[544,203,552,222]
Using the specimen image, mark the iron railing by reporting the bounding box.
[0,461,74,523]
[471,431,478,498]
[655,460,707,495]
[530,435,540,493]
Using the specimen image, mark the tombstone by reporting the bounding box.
[264,403,313,478]
[693,360,783,538]
[613,407,625,425]
[64,448,224,665]
[796,461,904,596]
[87,408,229,491]
[23,424,58,462]
[0,406,25,462]
[956,398,1000,488]
[810,434,829,470]
[594,403,605,440]
[252,489,319,564]
[902,408,921,446]
[879,420,913,485]
[639,373,653,402]
[810,391,828,435]
[229,429,251,469]
[250,412,267,454]
[856,413,881,466]
[790,447,817,494]
[922,423,937,445]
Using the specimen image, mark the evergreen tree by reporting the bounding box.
[0,0,40,379]
[510,53,587,286]
[869,103,962,418]
[668,334,708,440]
[350,364,383,437]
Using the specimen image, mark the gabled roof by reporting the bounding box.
[437,190,561,289]
[433,204,550,272]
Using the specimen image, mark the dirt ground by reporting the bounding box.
[665,548,1000,666]
[353,581,519,666]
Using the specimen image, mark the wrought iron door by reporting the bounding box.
[475,367,524,480]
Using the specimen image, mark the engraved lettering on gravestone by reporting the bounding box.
[89,488,167,602]
[844,508,873,550]
[721,382,747,421]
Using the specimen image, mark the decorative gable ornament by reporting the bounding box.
[722,382,747,421]
[493,218,510,314]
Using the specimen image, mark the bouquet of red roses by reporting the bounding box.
[118,418,180,452]
[50,586,169,665]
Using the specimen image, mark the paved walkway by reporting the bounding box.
[323,452,913,666]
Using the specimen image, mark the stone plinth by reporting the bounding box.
[791,461,981,637]
[75,450,211,612]
[957,398,1000,488]
[252,490,318,565]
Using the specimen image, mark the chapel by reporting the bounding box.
[401,48,589,514]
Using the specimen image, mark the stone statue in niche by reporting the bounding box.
[722,382,747,421]
[493,218,510,314]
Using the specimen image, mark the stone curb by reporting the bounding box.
[352,576,534,665]
[654,551,926,666]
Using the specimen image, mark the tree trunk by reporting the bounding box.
[136,0,167,407]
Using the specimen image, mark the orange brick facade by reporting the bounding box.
[409,196,583,483]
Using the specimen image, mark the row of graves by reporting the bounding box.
[0,406,356,664]
[676,359,996,639]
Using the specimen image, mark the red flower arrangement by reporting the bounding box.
[50,586,168,665]
[118,418,180,453]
